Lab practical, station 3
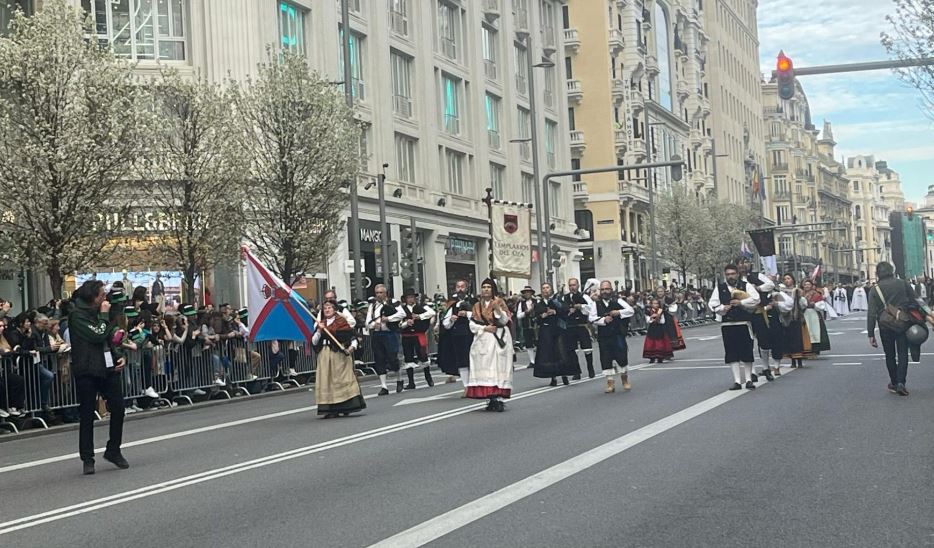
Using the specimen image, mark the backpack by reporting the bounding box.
[874,285,911,333]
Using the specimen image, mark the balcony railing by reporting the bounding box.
[564,28,580,52]
[488,129,501,150]
[515,73,528,95]
[482,0,500,22]
[390,10,408,37]
[392,95,412,118]
[514,8,529,36]
[608,28,624,55]
[443,114,460,135]
[440,36,456,60]
[542,26,556,54]
[566,79,582,103]
[484,59,497,80]
[519,141,531,162]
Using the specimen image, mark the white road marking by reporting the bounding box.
[368,369,794,548]
[394,390,465,406]
[641,366,730,370]
[827,332,844,336]
[833,362,863,366]
[696,336,720,341]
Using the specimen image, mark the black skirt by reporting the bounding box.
[721,324,755,364]
[751,312,772,350]
[318,395,367,416]
[437,329,472,375]
[533,324,579,378]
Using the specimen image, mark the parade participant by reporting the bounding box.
[766,286,795,376]
[643,299,673,363]
[364,284,406,395]
[438,280,474,387]
[654,286,686,356]
[515,286,539,369]
[562,278,596,378]
[400,289,436,389]
[802,280,831,354]
[532,283,575,386]
[851,284,868,311]
[321,289,357,328]
[739,260,777,382]
[778,274,810,368]
[708,264,760,390]
[312,300,367,418]
[833,284,850,316]
[466,278,513,411]
[590,280,635,393]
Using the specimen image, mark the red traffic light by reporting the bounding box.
[776,50,796,100]
[776,51,793,73]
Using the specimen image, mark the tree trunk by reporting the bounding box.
[47,268,64,300]
[183,267,197,304]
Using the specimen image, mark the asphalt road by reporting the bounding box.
[1,312,933,547]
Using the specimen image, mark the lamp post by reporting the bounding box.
[340,0,364,301]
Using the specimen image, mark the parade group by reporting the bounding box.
[311,256,876,416]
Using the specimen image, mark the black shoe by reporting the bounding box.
[764,371,774,382]
[896,384,909,396]
[750,373,759,383]
[103,451,129,470]
[562,376,570,386]
[572,374,581,380]
[549,378,558,387]
[587,367,595,379]
[729,383,742,391]
[493,399,505,412]
[396,381,404,393]
[745,381,756,390]
[485,399,496,411]
[378,388,390,396]
[405,382,416,390]
[423,369,435,387]
[83,460,95,475]
[887,383,897,394]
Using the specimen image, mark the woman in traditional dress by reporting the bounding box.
[643,299,674,363]
[802,280,831,355]
[312,301,367,419]
[779,274,810,368]
[851,284,869,311]
[655,287,686,354]
[466,278,514,412]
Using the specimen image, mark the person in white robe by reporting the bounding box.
[851,285,869,311]
[832,285,850,316]
[466,278,514,412]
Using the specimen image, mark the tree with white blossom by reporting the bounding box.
[0,0,152,297]
[882,0,934,119]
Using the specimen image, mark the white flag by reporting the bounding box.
[490,202,532,278]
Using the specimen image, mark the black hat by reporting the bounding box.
[402,288,417,297]
[107,289,127,304]
[520,285,535,294]
[123,306,139,318]
[180,304,197,317]
[480,277,499,296]
[237,307,248,319]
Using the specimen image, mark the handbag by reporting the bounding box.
[874,285,911,333]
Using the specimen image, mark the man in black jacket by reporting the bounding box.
[867,262,934,397]
[70,280,128,475]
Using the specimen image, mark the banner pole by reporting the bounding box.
[484,187,494,280]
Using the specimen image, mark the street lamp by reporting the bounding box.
[377,163,392,294]
[340,0,364,301]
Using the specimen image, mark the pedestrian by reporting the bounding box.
[70,279,128,475]
[778,274,810,368]
[562,278,596,378]
[867,261,934,396]
[833,284,850,316]
[642,299,673,363]
[851,284,868,311]
[364,284,406,395]
[515,286,539,369]
[739,259,776,381]
[654,286,685,358]
[590,280,635,393]
[312,300,367,418]
[532,283,575,387]
[465,278,513,412]
[437,280,474,387]
[708,264,760,390]
[399,289,436,389]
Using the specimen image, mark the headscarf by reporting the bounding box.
[472,278,506,325]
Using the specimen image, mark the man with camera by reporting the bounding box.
[70,280,128,475]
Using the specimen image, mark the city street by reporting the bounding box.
[1,314,933,547]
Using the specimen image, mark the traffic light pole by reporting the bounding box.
[410,216,420,296]
[775,57,934,78]
[342,0,364,301]
[377,170,392,295]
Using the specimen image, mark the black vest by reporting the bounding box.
[444,302,472,336]
[374,301,402,331]
[518,298,538,330]
[595,299,628,338]
[562,292,589,326]
[745,271,771,307]
[534,295,565,329]
[717,282,754,322]
[400,303,430,334]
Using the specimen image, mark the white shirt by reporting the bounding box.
[589,297,635,326]
[311,316,358,350]
[401,303,436,322]
[365,300,406,333]
[707,281,760,322]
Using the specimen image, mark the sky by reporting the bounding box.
[757,0,934,205]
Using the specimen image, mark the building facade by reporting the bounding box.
[46,0,579,302]
[702,0,767,213]
[564,0,713,289]
[846,155,892,279]
[762,81,857,282]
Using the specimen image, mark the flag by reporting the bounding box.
[757,168,766,200]
[243,247,316,342]
[740,241,753,259]
[490,201,532,278]
[749,228,777,276]
[809,260,822,282]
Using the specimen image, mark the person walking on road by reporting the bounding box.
[590,281,635,393]
[70,280,128,475]
[562,278,596,378]
[708,264,760,390]
[867,262,934,397]
[365,284,406,395]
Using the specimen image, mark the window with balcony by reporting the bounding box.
[482,25,498,80]
[515,44,529,96]
[446,149,465,194]
[389,0,409,37]
[543,65,556,109]
[853,180,860,192]
[438,1,459,61]
[83,0,188,61]
[391,51,413,118]
[395,133,417,184]
[485,94,502,150]
[490,163,505,199]
[571,158,581,182]
[545,120,557,169]
[771,149,785,166]
[441,74,461,136]
[339,27,366,100]
[654,2,673,111]
[854,205,861,220]
[517,107,531,161]
[522,172,535,204]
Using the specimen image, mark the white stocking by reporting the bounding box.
[730,363,742,384]
[458,367,469,388]
[742,363,753,383]
[378,374,388,389]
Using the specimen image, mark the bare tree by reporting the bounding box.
[145,70,244,302]
[0,1,151,297]
[233,51,359,285]
[882,0,934,118]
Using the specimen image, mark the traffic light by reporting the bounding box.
[400,226,416,280]
[670,154,683,182]
[776,51,795,101]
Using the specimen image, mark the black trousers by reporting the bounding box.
[77,373,125,462]
[401,334,428,364]
[565,326,593,351]
[597,336,628,370]
[879,328,909,386]
[1,361,25,410]
[371,332,400,375]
